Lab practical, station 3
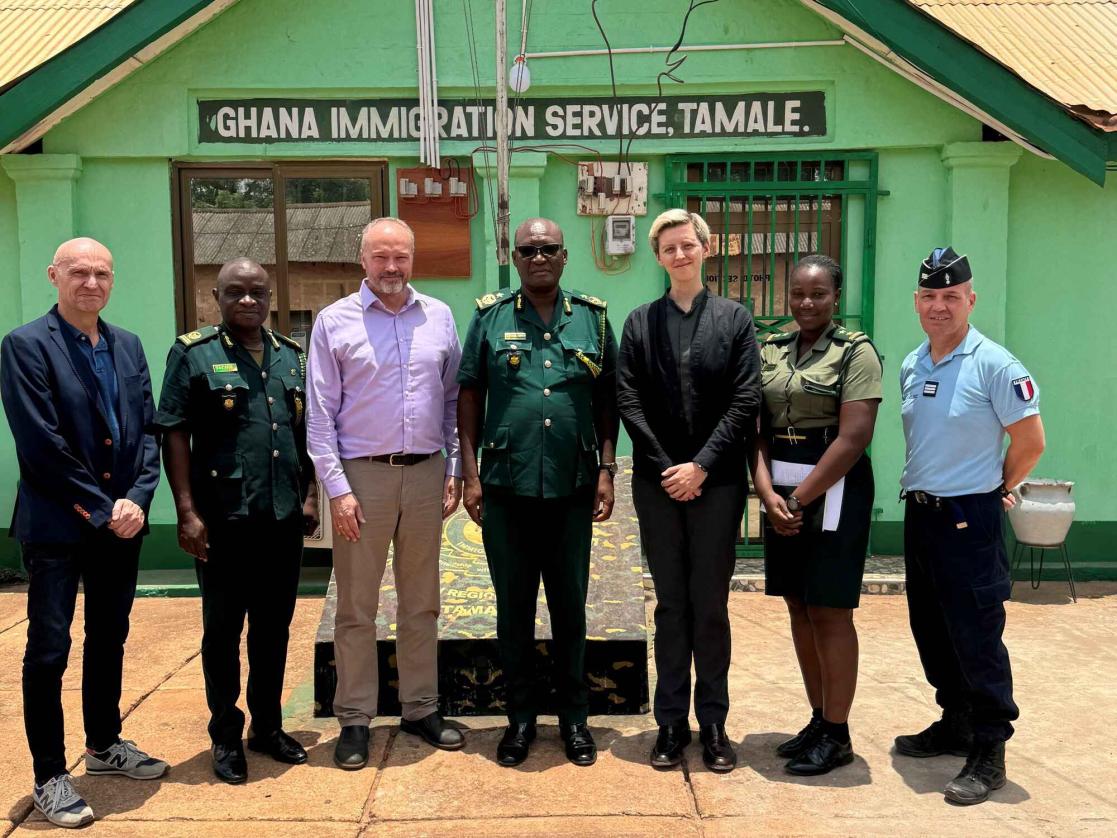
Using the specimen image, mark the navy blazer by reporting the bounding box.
[0,306,160,543]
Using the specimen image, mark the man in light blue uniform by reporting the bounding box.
[895,247,1045,806]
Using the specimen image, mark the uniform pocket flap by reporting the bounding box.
[560,336,598,353]
[483,425,510,451]
[800,375,839,396]
[205,372,249,391]
[496,341,532,354]
[972,576,1011,608]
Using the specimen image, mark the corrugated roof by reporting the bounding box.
[192,202,369,266]
[0,1,136,89]
[913,0,1117,128]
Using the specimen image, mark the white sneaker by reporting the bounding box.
[32,774,94,829]
[84,739,168,780]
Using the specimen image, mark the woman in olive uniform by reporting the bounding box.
[750,254,882,776]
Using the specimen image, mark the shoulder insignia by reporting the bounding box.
[765,330,797,344]
[475,291,512,310]
[176,325,219,347]
[269,330,304,353]
[571,291,607,309]
[833,327,869,344]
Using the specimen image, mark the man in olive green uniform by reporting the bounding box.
[156,258,317,784]
[458,218,618,768]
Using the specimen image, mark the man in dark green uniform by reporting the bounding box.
[458,218,618,768]
[156,258,318,784]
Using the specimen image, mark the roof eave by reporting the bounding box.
[806,0,1111,186]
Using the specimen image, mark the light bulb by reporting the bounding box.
[508,56,531,93]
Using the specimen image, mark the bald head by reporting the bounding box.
[217,257,268,287]
[53,237,113,270]
[513,218,563,247]
[213,257,271,334]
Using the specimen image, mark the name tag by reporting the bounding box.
[212,363,238,373]
[923,380,939,397]
[503,332,527,341]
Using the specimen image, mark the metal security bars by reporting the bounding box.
[665,152,880,557]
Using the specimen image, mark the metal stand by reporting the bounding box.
[1011,541,1077,603]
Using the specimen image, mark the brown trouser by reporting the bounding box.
[332,454,444,725]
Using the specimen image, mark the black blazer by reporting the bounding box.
[617,293,761,486]
[0,307,160,543]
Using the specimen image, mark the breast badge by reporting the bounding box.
[223,396,236,411]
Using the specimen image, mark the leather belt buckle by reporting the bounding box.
[388,453,406,467]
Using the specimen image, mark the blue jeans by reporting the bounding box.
[22,529,141,783]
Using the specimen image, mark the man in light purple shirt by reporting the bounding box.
[306,217,465,768]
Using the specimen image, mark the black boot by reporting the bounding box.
[895,709,973,758]
[698,724,737,773]
[944,742,1007,805]
[650,722,691,768]
[785,733,854,776]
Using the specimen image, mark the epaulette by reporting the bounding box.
[176,324,220,347]
[570,290,607,309]
[475,290,513,310]
[267,329,304,353]
[832,326,869,344]
[765,330,798,344]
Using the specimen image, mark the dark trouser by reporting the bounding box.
[195,515,303,745]
[481,485,594,726]
[633,474,746,727]
[22,529,142,784]
[904,490,1018,744]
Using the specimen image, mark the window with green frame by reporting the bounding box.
[665,152,880,558]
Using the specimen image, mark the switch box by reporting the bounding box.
[576,162,648,216]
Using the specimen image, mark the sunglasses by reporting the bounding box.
[515,243,563,259]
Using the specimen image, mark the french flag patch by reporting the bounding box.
[1012,376,1036,402]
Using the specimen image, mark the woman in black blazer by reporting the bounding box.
[617,209,761,773]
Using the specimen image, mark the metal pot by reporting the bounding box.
[1008,479,1075,547]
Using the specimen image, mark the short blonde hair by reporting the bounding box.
[648,209,711,254]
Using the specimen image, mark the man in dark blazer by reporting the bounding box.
[0,237,167,830]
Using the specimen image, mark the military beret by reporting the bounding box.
[918,247,972,288]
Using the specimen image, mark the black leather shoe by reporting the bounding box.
[212,742,247,784]
[561,722,597,767]
[496,722,536,767]
[785,733,854,776]
[333,725,370,770]
[895,711,973,758]
[699,724,737,773]
[246,728,308,765]
[944,742,1007,805]
[400,712,465,751]
[650,722,691,768]
[776,715,823,758]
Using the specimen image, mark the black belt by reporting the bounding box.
[902,489,946,510]
[770,426,838,446]
[367,452,435,467]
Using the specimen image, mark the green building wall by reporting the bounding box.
[0,0,1113,573]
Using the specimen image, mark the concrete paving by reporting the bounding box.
[0,582,1112,836]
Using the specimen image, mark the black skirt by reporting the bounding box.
[763,429,874,609]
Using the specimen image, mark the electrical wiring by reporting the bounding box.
[462,0,499,241]
[657,0,720,96]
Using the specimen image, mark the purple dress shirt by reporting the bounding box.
[306,282,462,498]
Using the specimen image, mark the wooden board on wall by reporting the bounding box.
[397,165,472,278]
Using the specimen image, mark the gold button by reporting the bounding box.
[261,371,268,379]
[102,472,111,480]
[272,423,278,431]
[543,388,551,396]
[210,469,218,477]
[544,418,552,428]
[272,450,280,458]
[225,384,233,391]
[268,396,275,404]
[544,332,552,340]
[544,360,552,369]
[104,438,112,446]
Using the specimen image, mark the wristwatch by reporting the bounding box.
[786,495,802,513]
[599,462,618,477]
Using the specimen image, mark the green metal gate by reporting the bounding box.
[665,152,880,557]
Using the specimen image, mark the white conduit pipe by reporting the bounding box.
[414,0,429,164]
[427,0,441,168]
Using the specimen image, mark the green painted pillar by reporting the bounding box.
[0,154,83,321]
[941,142,1021,342]
[476,152,548,288]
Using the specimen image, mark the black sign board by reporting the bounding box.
[198,93,826,144]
